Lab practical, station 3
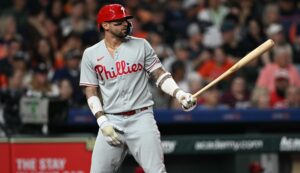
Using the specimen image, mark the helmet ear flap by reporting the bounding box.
[98,24,104,32]
[126,21,133,35]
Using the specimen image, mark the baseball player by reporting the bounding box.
[79,3,196,173]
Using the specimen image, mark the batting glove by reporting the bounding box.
[97,116,124,146]
[176,90,197,112]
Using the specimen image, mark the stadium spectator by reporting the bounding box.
[44,18,62,52]
[163,39,192,73]
[187,72,204,105]
[58,78,74,105]
[187,72,203,94]
[262,3,280,27]
[142,5,167,35]
[169,60,190,109]
[24,5,48,50]
[183,0,200,23]
[291,27,300,65]
[236,59,260,90]
[262,23,288,64]
[0,38,23,74]
[10,51,30,84]
[285,85,300,108]
[197,0,229,48]
[135,6,153,30]
[0,15,22,45]
[52,49,85,106]
[130,17,148,39]
[60,31,83,59]
[172,60,189,92]
[0,50,29,89]
[192,48,212,71]
[266,23,286,45]
[146,31,173,62]
[186,22,204,61]
[197,87,228,110]
[0,0,28,30]
[197,47,234,87]
[237,0,260,26]
[256,44,300,92]
[197,0,228,28]
[84,0,99,23]
[0,73,8,90]
[278,0,299,38]
[0,70,26,134]
[231,19,267,86]
[164,0,188,44]
[270,69,290,108]
[47,0,66,24]
[221,76,251,109]
[32,38,55,72]
[251,87,270,109]
[239,18,266,59]
[26,63,59,98]
[220,20,241,59]
[0,26,23,62]
[59,0,95,37]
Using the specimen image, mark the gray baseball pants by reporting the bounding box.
[90,107,167,173]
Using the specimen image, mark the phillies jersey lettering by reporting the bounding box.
[80,36,162,113]
[95,60,143,80]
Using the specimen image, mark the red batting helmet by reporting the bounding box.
[97,4,133,25]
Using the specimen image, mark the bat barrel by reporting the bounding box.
[192,39,274,98]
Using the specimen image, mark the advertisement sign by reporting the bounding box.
[3,134,300,173]
[10,137,93,173]
[0,138,10,173]
[161,135,300,154]
[280,136,300,151]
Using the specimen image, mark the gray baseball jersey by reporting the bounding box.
[80,36,162,113]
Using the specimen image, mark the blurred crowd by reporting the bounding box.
[0,0,300,124]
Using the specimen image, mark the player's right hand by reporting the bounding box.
[176,90,197,112]
[97,116,123,146]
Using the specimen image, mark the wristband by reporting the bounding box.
[87,96,103,115]
[97,115,109,128]
[155,72,171,87]
[157,73,180,97]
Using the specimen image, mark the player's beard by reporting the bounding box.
[111,28,128,39]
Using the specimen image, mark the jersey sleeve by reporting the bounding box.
[143,39,162,73]
[79,50,98,86]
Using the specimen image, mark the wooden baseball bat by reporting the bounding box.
[192,39,275,98]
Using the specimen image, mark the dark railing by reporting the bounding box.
[68,108,300,125]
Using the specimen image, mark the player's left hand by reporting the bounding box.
[97,116,124,146]
[101,124,123,146]
[176,90,197,112]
